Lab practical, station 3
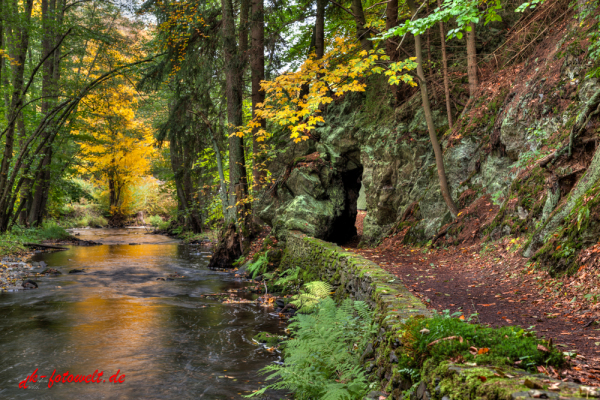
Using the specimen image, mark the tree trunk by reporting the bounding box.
[28,0,58,226]
[221,0,250,243]
[316,0,325,59]
[466,22,478,98]
[212,133,230,221]
[250,0,265,190]
[182,139,203,233]
[238,0,249,68]
[351,0,372,51]
[207,222,243,270]
[385,0,399,102]
[407,0,458,219]
[385,0,398,60]
[0,0,4,115]
[438,0,453,128]
[0,0,34,231]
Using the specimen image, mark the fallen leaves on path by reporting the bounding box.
[347,235,600,386]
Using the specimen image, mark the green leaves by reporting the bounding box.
[291,281,333,312]
[247,253,269,278]
[248,296,375,400]
[379,0,503,42]
[515,0,546,13]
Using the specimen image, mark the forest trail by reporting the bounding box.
[348,238,600,386]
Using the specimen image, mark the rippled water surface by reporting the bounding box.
[0,228,283,399]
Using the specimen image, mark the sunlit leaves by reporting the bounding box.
[379,0,504,41]
[235,36,416,143]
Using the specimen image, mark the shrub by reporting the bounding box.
[37,221,72,240]
[87,215,108,227]
[249,284,375,400]
[147,214,163,227]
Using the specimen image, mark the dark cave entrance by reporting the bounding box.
[327,162,363,245]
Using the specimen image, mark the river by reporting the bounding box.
[0,228,284,399]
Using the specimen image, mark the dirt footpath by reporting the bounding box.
[349,237,600,386]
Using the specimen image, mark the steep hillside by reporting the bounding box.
[257,1,600,277]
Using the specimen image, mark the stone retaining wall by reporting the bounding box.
[280,231,597,400]
[282,230,431,324]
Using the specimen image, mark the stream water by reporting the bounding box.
[0,228,284,399]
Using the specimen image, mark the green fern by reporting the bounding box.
[291,281,332,312]
[247,253,269,278]
[247,296,376,400]
[273,266,300,288]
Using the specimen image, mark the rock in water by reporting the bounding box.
[22,279,38,289]
[41,268,61,275]
[69,269,84,274]
[39,261,47,269]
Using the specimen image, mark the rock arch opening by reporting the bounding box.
[326,160,363,245]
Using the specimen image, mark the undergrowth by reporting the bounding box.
[249,283,376,400]
[0,222,72,255]
[399,313,566,373]
[247,253,269,278]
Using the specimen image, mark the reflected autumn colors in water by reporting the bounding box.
[0,229,283,399]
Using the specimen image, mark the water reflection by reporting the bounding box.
[0,229,283,399]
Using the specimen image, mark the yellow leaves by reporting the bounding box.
[76,70,156,217]
[235,34,419,143]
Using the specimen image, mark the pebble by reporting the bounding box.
[0,252,42,292]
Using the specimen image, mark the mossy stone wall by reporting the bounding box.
[281,231,597,399]
[281,230,431,324]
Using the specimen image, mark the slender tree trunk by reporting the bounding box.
[407,0,458,219]
[438,0,452,128]
[385,0,398,61]
[351,0,372,51]
[239,0,249,68]
[1,0,8,117]
[0,0,34,231]
[28,0,57,226]
[385,0,399,102]
[182,138,203,232]
[221,0,250,228]
[212,133,230,220]
[194,109,230,221]
[466,22,478,98]
[0,0,4,114]
[426,1,431,71]
[316,0,325,59]
[250,0,265,190]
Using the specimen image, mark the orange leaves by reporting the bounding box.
[537,344,550,352]
[469,346,489,355]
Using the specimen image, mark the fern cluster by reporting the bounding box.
[247,253,269,278]
[272,266,301,290]
[249,282,375,400]
[290,281,332,312]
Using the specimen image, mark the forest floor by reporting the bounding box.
[347,233,600,386]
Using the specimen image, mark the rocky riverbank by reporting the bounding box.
[0,254,48,292]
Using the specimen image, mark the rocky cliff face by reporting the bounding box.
[258,19,600,275]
